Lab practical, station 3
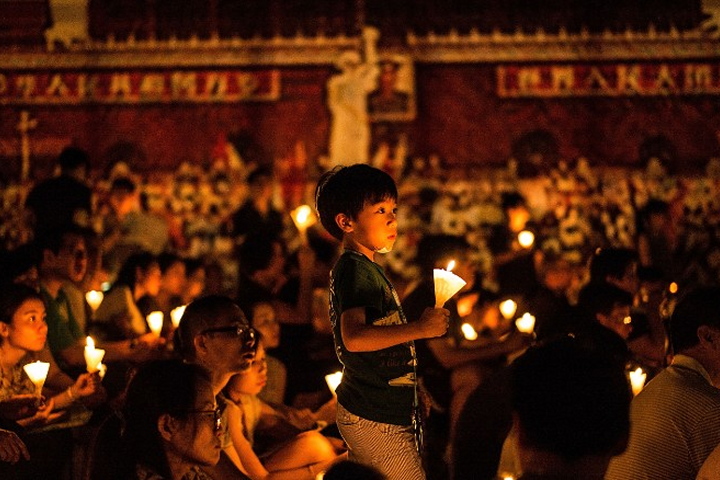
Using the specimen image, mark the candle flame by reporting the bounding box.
[446,260,456,272]
[629,367,647,396]
[518,230,535,248]
[499,299,518,320]
[669,282,678,294]
[461,323,478,341]
[516,312,536,334]
[86,336,95,348]
[325,371,343,395]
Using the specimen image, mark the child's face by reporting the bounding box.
[344,198,398,256]
[229,344,268,396]
[252,303,280,349]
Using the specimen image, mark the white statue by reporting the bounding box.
[326,27,380,166]
[45,0,89,51]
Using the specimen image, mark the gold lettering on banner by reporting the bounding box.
[684,64,712,90]
[109,73,132,98]
[0,74,6,94]
[236,73,259,98]
[551,66,574,92]
[518,68,541,93]
[585,67,610,91]
[204,73,227,98]
[617,65,641,93]
[46,74,70,97]
[171,72,197,98]
[77,74,98,99]
[139,74,165,97]
[656,64,676,91]
[16,76,36,98]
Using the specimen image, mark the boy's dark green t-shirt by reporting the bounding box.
[329,250,416,426]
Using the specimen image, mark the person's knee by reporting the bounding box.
[450,364,487,393]
[294,431,336,459]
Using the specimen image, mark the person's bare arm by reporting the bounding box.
[341,306,449,352]
[427,330,532,370]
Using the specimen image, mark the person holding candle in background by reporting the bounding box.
[606,286,720,480]
[36,226,164,401]
[0,283,101,479]
[315,164,449,480]
[402,234,532,479]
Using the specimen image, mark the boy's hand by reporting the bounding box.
[417,307,450,339]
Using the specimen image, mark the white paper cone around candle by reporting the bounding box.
[433,268,467,308]
[499,299,518,320]
[84,336,106,374]
[515,312,536,334]
[146,311,164,337]
[23,361,50,396]
[170,305,187,328]
[85,290,104,312]
[629,367,647,396]
[325,371,342,395]
[518,230,535,248]
[291,205,317,236]
[461,323,478,341]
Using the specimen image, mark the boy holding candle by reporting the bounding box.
[315,164,449,480]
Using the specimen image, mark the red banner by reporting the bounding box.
[0,69,281,104]
[497,63,720,97]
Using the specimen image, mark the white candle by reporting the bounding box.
[84,336,106,374]
[433,260,467,308]
[518,230,535,248]
[461,323,478,341]
[170,305,187,328]
[516,312,536,334]
[291,205,316,236]
[85,290,104,312]
[146,311,164,337]
[325,371,343,395]
[629,367,647,396]
[499,299,518,320]
[23,361,50,396]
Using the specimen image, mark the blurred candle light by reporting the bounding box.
[85,290,104,311]
[669,282,678,294]
[146,311,164,337]
[291,205,317,238]
[325,371,343,395]
[499,299,518,320]
[629,367,647,396]
[170,305,187,328]
[433,260,466,308]
[84,336,105,374]
[516,312,536,334]
[461,323,478,341]
[517,230,535,249]
[23,361,50,396]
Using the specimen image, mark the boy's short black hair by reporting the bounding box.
[512,337,631,461]
[315,164,398,241]
[110,176,137,194]
[670,286,720,353]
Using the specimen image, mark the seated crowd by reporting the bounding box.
[0,147,719,480]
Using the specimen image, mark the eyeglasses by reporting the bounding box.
[184,407,223,432]
[200,323,257,350]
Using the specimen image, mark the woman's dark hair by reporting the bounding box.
[0,283,43,326]
[114,251,157,290]
[157,252,184,275]
[122,359,212,478]
[670,286,720,353]
[315,164,397,241]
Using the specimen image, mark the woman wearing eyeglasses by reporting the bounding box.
[121,359,222,480]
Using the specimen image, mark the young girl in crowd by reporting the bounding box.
[223,338,341,480]
[93,252,162,341]
[0,284,101,478]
